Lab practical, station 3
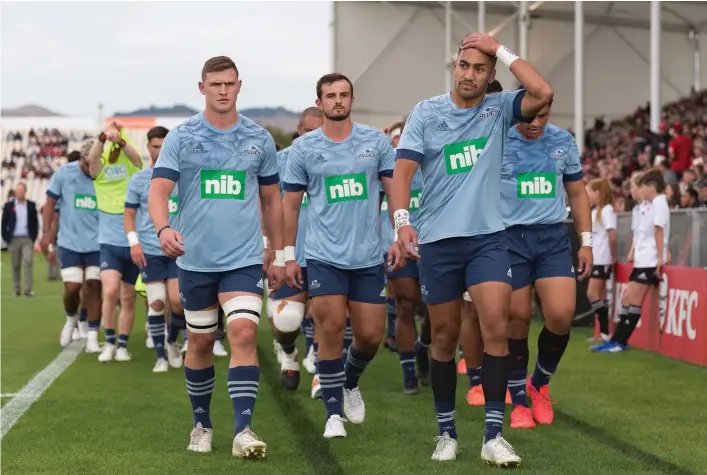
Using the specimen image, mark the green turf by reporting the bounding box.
[2,253,706,474]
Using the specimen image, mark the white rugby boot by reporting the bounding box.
[481,433,521,467]
[343,387,366,424]
[323,415,347,439]
[232,427,267,459]
[431,432,458,461]
[187,422,212,453]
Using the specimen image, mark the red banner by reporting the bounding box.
[612,263,707,366]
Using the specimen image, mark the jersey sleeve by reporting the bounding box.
[124,174,141,209]
[601,206,617,231]
[152,129,181,182]
[396,103,425,163]
[46,169,62,200]
[653,198,669,229]
[378,133,395,179]
[282,142,308,192]
[258,133,280,186]
[563,136,584,182]
[503,89,533,125]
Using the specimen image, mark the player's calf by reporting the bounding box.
[59,268,83,347]
[268,297,304,390]
[146,281,168,372]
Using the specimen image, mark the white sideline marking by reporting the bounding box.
[1,340,85,438]
[0,394,20,398]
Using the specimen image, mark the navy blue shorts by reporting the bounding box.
[141,255,178,283]
[307,259,385,304]
[58,246,100,269]
[418,231,512,305]
[99,244,139,284]
[506,223,576,291]
[384,252,420,280]
[178,265,264,311]
[271,267,308,300]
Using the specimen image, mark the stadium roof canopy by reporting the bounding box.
[333,1,707,143]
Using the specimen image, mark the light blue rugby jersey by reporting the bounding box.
[396,90,528,244]
[380,168,423,250]
[278,146,308,268]
[501,123,583,227]
[283,123,395,269]
[46,161,99,253]
[125,167,180,257]
[152,112,279,272]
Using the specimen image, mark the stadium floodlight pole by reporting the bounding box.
[478,0,486,33]
[445,1,452,91]
[650,0,661,133]
[690,29,701,92]
[574,0,584,151]
[518,1,529,60]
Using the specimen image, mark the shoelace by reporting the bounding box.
[495,437,517,456]
[346,389,362,406]
[432,435,453,454]
[239,428,263,443]
[537,387,557,406]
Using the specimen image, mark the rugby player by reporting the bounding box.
[499,102,592,429]
[585,179,617,342]
[268,106,323,391]
[592,169,669,353]
[149,56,286,458]
[283,73,396,439]
[124,126,184,373]
[42,150,102,352]
[87,121,144,362]
[391,34,553,464]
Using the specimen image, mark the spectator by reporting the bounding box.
[668,123,693,178]
[680,187,701,208]
[655,155,678,184]
[665,183,681,209]
[1,183,39,296]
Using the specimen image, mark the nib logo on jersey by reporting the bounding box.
[74,194,97,210]
[168,197,179,215]
[443,138,488,175]
[409,189,423,211]
[200,170,246,200]
[516,172,556,198]
[325,173,368,203]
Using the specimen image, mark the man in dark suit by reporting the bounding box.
[2,183,39,296]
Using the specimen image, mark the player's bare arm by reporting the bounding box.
[390,158,421,259]
[87,138,105,179]
[120,140,144,170]
[283,189,304,289]
[461,33,553,118]
[40,196,58,253]
[123,206,146,269]
[149,177,184,257]
[564,180,593,280]
[260,182,287,292]
[381,175,405,269]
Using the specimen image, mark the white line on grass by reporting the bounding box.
[1,340,85,439]
[0,394,19,398]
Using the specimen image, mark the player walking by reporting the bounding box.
[42,150,102,353]
[268,106,323,391]
[500,102,592,430]
[282,73,396,439]
[124,126,184,373]
[149,56,286,458]
[391,34,553,464]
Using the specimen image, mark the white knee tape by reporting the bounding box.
[268,299,306,333]
[61,266,84,284]
[463,291,473,302]
[145,282,167,315]
[85,266,101,281]
[223,295,263,326]
[184,308,219,333]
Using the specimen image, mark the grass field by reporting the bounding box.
[2,253,706,475]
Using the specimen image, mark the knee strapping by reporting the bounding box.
[61,267,84,284]
[185,308,219,333]
[224,295,263,326]
[145,282,167,315]
[267,298,305,333]
[85,266,100,281]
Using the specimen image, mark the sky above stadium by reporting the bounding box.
[1,1,331,117]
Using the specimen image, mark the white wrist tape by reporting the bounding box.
[127,231,140,247]
[48,243,55,253]
[496,45,520,68]
[580,232,593,247]
[273,250,286,267]
[263,236,269,249]
[284,246,296,262]
[393,209,410,231]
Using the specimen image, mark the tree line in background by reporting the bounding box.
[265,126,294,150]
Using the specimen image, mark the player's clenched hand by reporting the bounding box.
[286,261,304,290]
[460,33,501,56]
[396,225,420,260]
[387,243,406,271]
[577,246,593,281]
[159,228,185,258]
[268,264,286,293]
[263,248,274,273]
[130,244,147,269]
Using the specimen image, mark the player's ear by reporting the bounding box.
[198,81,206,96]
[488,68,496,84]
[236,79,242,95]
[315,98,322,110]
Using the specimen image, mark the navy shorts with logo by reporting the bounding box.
[58,246,100,270]
[418,231,512,305]
[178,264,264,311]
[307,259,386,304]
[506,223,575,291]
[271,267,308,300]
[100,244,140,284]
[384,252,420,280]
[141,255,178,283]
